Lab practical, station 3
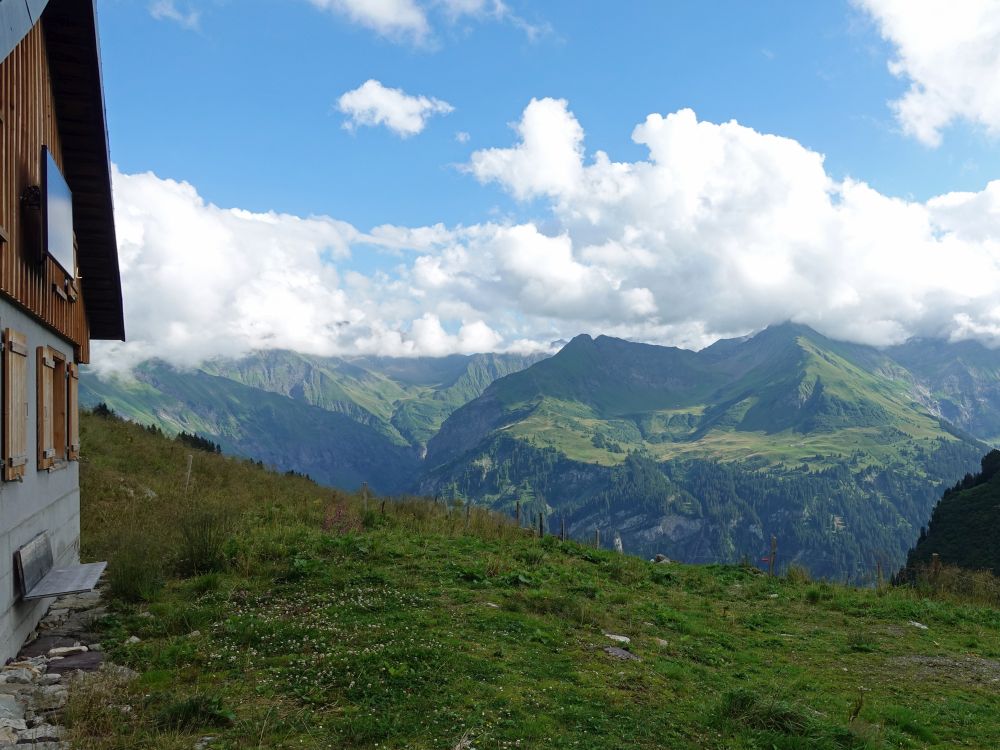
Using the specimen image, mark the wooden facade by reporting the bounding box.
[0,21,89,363]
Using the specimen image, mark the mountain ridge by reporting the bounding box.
[82,324,1000,577]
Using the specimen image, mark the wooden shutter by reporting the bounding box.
[37,346,56,471]
[3,329,28,481]
[67,363,79,460]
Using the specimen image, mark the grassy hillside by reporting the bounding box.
[72,411,1000,749]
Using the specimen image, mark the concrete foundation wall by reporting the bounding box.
[0,302,80,662]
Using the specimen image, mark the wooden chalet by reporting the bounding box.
[0,0,124,661]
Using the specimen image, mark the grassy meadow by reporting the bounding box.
[70,410,1000,749]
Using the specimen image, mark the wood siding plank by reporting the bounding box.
[0,21,90,359]
[66,361,78,460]
[3,328,28,481]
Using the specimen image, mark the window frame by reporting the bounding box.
[36,345,67,471]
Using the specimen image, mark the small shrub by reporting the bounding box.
[106,528,164,603]
[717,688,811,734]
[904,562,1000,607]
[517,546,546,567]
[785,564,811,585]
[804,584,834,604]
[322,501,362,535]
[175,504,232,577]
[484,554,510,578]
[188,572,222,596]
[847,630,877,653]
[154,694,235,730]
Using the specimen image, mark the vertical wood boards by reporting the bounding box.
[0,21,90,361]
[36,344,53,469]
[36,343,68,470]
[3,328,27,480]
[66,361,78,459]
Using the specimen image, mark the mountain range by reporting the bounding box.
[82,323,1000,578]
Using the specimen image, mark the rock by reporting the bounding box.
[126,635,141,644]
[908,620,929,630]
[484,602,500,609]
[194,736,216,749]
[604,646,640,662]
[100,664,139,682]
[604,633,631,644]
[53,591,101,611]
[47,646,88,657]
[0,725,17,744]
[768,593,779,599]
[88,643,103,652]
[31,687,68,711]
[0,669,34,685]
[0,718,27,732]
[18,637,76,659]
[0,684,31,698]
[17,723,64,742]
[654,638,668,647]
[653,554,671,563]
[45,651,104,675]
[0,696,23,722]
[39,674,61,686]
[188,630,201,638]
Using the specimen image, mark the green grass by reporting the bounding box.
[71,411,1000,749]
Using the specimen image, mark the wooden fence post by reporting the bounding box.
[560,516,566,541]
[184,454,193,495]
[538,512,544,538]
[465,502,471,532]
[594,528,600,548]
[361,482,369,514]
[515,500,520,527]
[768,535,777,577]
[931,552,941,583]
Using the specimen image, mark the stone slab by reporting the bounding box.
[17,636,76,659]
[43,651,104,674]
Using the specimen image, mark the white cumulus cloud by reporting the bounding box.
[856,0,1000,146]
[307,0,430,42]
[148,0,200,30]
[99,99,1000,375]
[306,0,545,44]
[337,80,454,137]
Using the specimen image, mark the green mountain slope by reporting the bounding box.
[887,338,1000,443]
[903,450,1000,576]
[80,359,419,492]
[80,350,544,491]
[75,411,1000,749]
[424,324,988,578]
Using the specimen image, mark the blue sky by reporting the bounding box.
[98,1,995,226]
[91,1,1000,372]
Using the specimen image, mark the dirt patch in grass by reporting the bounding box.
[890,655,1000,685]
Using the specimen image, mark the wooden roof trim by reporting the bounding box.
[41,0,124,341]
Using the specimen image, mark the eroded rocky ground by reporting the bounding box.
[0,588,133,749]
